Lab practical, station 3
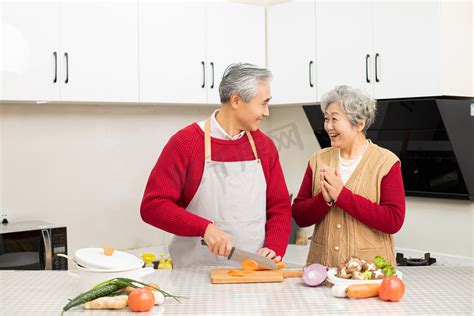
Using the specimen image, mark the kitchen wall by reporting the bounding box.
[0,103,472,264]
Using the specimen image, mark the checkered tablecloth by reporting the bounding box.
[1,266,472,315]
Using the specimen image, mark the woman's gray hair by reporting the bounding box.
[320,85,377,133]
[219,63,272,103]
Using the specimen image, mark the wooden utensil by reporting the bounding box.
[210,268,303,284]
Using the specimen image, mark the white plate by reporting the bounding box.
[74,248,144,270]
[327,268,403,285]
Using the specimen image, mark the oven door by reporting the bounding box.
[0,229,52,270]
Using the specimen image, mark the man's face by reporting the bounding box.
[235,81,271,132]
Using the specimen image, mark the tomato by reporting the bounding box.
[128,288,155,312]
[379,276,405,302]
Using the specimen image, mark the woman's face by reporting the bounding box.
[324,101,362,149]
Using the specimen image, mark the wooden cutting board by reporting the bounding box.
[210,268,303,284]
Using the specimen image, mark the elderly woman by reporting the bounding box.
[141,63,292,268]
[292,85,405,267]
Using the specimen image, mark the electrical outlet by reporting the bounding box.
[1,212,9,224]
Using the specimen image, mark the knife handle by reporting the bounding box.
[200,239,235,259]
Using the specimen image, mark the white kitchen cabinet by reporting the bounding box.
[139,1,206,104]
[315,0,441,100]
[267,1,317,105]
[1,1,61,101]
[373,1,440,99]
[315,1,373,100]
[138,0,265,105]
[60,1,138,102]
[1,0,138,103]
[206,2,265,104]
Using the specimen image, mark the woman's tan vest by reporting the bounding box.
[306,141,399,267]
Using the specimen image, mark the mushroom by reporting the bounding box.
[346,259,362,272]
[336,264,353,279]
[371,269,385,279]
[352,271,365,280]
[364,262,378,272]
[345,256,361,264]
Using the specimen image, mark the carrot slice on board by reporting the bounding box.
[276,261,286,269]
[227,269,255,277]
[241,259,259,271]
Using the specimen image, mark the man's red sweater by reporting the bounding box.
[292,162,405,234]
[141,123,292,257]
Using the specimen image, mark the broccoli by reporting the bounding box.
[374,256,390,269]
[383,266,396,277]
[361,271,372,280]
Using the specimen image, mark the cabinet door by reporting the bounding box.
[206,1,265,105]
[139,1,206,104]
[60,1,138,102]
[315,1,374,99]
[267,1,317,105]
[1,1,60,101]
[373,1,440,99]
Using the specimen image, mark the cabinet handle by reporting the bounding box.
[201,61,205,88]
[210,62,215,89]
[309,60,314,87]
[375,53,380,82]
[53,52,57,83]
[365,54,370,83]
[64,52,69,84]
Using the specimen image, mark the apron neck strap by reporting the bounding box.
[245,131,259,160]
[204,119,259,162]
[204,119,212,162]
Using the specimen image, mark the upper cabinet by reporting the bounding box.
[315,0,441,101]
[60,1,139,102]
[1,0,138,103]
[267,1,317,105]
[205,2,265,104]
[1,1,471,104]
[372,2,440,99]
[139,1,265,105]
[315,1,373,99]
[139,1,207,104]
[1,1,61,101]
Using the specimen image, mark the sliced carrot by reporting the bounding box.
[346,284,380,299]
[228,269,255,277]
[241,259,259,271]
[276,261,286,269]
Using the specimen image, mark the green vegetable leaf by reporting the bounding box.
[361,271,372,280]
[374,256,390,269]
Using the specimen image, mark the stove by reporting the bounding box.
[396,252,437,266]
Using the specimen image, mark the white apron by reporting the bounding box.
[169,119,267,268]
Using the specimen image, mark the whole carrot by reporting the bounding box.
[346,283,380,299]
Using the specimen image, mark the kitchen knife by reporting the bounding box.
[200,239,278,270]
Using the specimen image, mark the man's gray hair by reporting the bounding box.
[320,85,377,133]
[219,63,272,103]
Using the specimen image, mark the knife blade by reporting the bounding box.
[200,239,278,270]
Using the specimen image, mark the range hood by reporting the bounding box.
[303,97,474,201]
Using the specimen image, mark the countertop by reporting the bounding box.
[1,266,473,315]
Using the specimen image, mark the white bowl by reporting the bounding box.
[326,267,403,286]
[68,266,154,292]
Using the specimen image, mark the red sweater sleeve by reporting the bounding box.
[140,130,211,237]
[292,163,331,227]
[335,162,406,234]
[261,143,292,257]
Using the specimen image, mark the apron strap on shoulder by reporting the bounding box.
[204,119,211,162]
[246,131,259,160]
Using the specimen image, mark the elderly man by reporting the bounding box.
[141,63,292,268]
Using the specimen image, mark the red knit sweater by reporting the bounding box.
[140,123,292,257]
[292,162,405,234]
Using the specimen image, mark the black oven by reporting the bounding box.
[0,221,68,270]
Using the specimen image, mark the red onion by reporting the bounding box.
[302,263,328,287]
